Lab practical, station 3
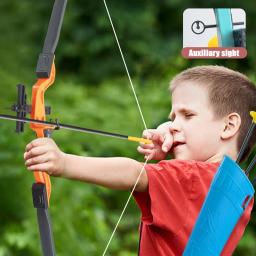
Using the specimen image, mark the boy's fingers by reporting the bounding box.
[25,138,43,151]
[143,129,162,138]
[142,130,154,139]
[24,146,48,160]
[144,132,162,142]
[150,133,163,142]
[139,142,154,149]
[137,146,154,155]
[25,154,50,167]
[25,138,53,152]
[27,162,52,172]
[162,133,173,153]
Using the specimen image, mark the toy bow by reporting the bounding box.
[29,1,67,254]
[12,1,67,255]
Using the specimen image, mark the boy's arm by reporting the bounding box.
[62,154,148,191]
[24,138,148,192]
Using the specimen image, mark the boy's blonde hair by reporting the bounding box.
[170,65,256,161]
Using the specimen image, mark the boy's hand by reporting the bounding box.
[24,138,66,176]
[137,122,173,160]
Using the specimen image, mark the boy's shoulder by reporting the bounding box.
[145,159,221,200]
[156,159,220,170]
[146,159,220,179]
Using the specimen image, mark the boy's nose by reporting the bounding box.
[169,120,181,133]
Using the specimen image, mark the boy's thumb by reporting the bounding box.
[162,133,173,153]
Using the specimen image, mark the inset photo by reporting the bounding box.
[182,8,247,59]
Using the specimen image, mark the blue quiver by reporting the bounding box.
[183,155,254,256]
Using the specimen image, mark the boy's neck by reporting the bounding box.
[205,150,238,163]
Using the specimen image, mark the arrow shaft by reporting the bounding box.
[0,114,151,143]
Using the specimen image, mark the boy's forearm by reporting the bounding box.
[62,154,147,191]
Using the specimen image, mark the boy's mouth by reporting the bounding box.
[172,141,185,149]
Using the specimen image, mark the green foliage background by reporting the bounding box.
[0,0,256,255]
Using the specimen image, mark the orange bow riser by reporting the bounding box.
[30,62,56,204]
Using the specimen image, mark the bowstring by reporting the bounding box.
[102,0,150,255]
[102,0,147,131]
[102,157,150,256]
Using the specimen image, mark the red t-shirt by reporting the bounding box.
[133,159,254,256]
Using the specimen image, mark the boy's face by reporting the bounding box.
[170,82,224,162]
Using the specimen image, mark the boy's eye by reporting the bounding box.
[184,113,194,119]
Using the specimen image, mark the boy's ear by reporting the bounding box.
[221,113,241,140]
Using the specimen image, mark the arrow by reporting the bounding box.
[0,113,152,144]
[237,111,256,163]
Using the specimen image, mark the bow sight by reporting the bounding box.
[191,9,246,47]
[11,84,51,133]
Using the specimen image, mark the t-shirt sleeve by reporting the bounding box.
[133,160,194,232]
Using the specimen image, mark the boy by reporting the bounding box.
[24,66,256,255]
